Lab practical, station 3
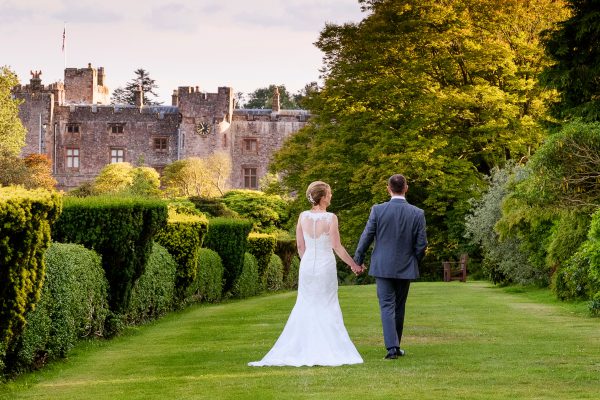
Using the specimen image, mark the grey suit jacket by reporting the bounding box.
[354,198,427,279]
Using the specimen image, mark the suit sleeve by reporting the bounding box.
[414,210,427,262]
[354,206,377,265]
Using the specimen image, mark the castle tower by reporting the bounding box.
[64,63,110,105]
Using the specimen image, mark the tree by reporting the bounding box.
[0,66,26,156]
[22,154,57,190]
[110,68,162,106]
[205,151,232,195]
[271,0,568,258]
[541,0,600,121]
[93,162,134,194]
[162,157,227,198]
[243,85,300,109]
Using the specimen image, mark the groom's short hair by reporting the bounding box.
[388,174,407,194]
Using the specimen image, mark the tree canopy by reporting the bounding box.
[271,0,568,258]
[243,85,300,109]
[0,66,26,157]
[110,68,162,106]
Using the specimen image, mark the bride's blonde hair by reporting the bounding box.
[306,181,330,206]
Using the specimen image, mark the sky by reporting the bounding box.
[0,0,366,104]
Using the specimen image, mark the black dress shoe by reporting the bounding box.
[384,348,398,359]
[396,348,405,356]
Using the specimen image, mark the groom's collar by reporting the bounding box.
[390,195,406,200]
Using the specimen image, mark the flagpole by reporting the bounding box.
[62,23,66,70]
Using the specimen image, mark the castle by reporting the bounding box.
[13,64,310,190]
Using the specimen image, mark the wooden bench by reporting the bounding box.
[442,253,468,282]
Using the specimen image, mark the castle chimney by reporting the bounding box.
[272,86,280,112]
[134,85,144,107]
[172,89,179,106]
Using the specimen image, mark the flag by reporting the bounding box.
[62,26,65,52]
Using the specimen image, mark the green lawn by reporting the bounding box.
[1,282,599,399]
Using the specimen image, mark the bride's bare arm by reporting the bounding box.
[330,214,361,273]
[296,214,306,258]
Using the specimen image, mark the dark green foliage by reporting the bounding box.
[283,256,300,290]
[0,187,61,353]
[8,243,108,373]
[264,254,284,291]
[155,212,209,301]
[126,243,176,324]
[189,249,224,303]
[243,85,300,110]
[188,196,239,218]
[546,212,591,270]
[203,218,253,293]
[110,68,162,106]
[220,190,290,232]
[247,233,277,288]
[52,196,168,313]
[541,0,600,121]
[232,253,260,299]
[275,233,297,283]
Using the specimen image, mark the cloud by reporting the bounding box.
[52,0,123,24]
[145,3,210,33]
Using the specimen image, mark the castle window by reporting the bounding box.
[109,123,125,134]
[66,124,80,134]
[154,137,168,151]
[110,148,125,163]
[243,138,258,153]
[66,147,80,169]
[243,167,258,189]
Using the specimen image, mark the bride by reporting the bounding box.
[248,181,364,367]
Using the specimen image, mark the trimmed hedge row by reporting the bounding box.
[155,211,209,301]
[232,253,261,299]
[203,218,253,293]
[247,233,277,289]
[127,243,177,324]
[8,243,108,374]
[52,196,168,313]
[0,187,62,353]
[190,248,224,303]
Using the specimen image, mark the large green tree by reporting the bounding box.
[110,68,162,106]
[271,0,567,259]
[243,85,300,109]
[541,0,600,121]
[0,66,26,157]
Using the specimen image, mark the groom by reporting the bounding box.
[354,174,427,359]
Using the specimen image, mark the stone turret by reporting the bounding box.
[272,87,280,112]
[134,85,144,107]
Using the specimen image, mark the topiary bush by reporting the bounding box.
[274,232,297,282]
[155,210,209,302]
[283,256,300,290]
[126,243,176,324]
[188,248,224,303]
[232,253,260,299]
[264,254,284,291]
[52,196,168,314]
[188,196,239,218]
[247,233,277,289]
[220,190,290,232]
[10,243,108,374]
[0,186,62,356]
[203,218,253,293]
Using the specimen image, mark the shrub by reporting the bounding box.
[52,196,168,314]
[220,190,290,232]
[126,243,176,324]
[188,196,239,218]
[0,186,61,353]
[274,232,297,281]
[155,211,209,301]
[264,254,284,291]
[232,253,260,299]
[188,249,224,303]
[247,233,277,288]
[283,256,300,290]
[10,243,108,373]
[203,218,253,293]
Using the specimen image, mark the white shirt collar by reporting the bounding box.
[391,195,405,200]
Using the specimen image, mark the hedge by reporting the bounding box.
[232,253,260,299]
[284,256,300,290]
[188,196,239,218]
[203,218,253,293]
[0,186,62,353]
[264,254,284,291]
[220,190,290,232]
[188,248,224,303]
[126,242,177,324]
[52,196,168,314]
[7,243,108,373]
[274,233,297,282]
[247,233,277,289]
[155,211,209,301]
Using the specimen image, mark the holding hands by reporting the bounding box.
[350,262,366,276]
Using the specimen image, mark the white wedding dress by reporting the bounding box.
[248,211,363,367]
